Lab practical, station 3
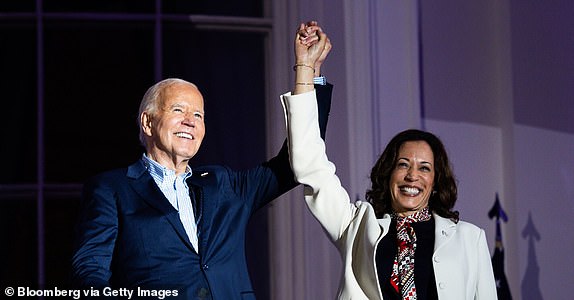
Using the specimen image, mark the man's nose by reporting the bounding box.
[182,114,196,127]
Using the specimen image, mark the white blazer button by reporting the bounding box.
[439,282,446,289]
[433,256,440,263]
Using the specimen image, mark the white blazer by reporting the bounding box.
[282,90,498,300]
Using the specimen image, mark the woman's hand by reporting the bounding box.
[295,22,327,69]
[293,21,329,95]
[300,21,331,76]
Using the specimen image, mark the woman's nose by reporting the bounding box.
[405,170,416,181]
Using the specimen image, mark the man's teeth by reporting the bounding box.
[401,187,420,196]
[175,132,193,139]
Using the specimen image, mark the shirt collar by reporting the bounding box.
[141,154,192,181]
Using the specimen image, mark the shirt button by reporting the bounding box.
[433,256,440,263]
[438,282,446,289]
[201,264,209,270]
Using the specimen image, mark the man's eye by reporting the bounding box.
[194,113,203,119]
[173,108,184,113]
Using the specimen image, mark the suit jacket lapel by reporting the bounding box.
[127,160,196,252]
[187,169,218,255]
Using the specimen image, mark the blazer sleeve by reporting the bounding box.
[281,90,355,242]
[248,84,333,211]
[476,229,498,299]
[71,175,118,289]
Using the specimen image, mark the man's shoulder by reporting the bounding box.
[189,164,262,190]
[85,161,141,185]
[192,164,227,173]
[190,164,232,182]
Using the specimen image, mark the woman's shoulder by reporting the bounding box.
[352,200,393,221]
[352,200,376,213]
[457,219,483,230]
[435,214,485,235]
[454,219,487,241]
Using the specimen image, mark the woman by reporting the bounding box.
[282,25,497,300]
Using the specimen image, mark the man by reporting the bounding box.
[72,23,331,299]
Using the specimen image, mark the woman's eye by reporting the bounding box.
[397,162,409,168]
[420,166,431,172]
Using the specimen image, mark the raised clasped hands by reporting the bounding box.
[295,21,331,77]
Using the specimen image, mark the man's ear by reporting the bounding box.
[141,112,153,137]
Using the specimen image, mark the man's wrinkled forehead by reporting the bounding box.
[159,82,204,109]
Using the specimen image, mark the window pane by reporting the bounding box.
[163,24,269,299]
[163,0,263,17]
[163,24,267,169]
[0,196,38,285]
[0,21,37,183]
[0,1,35,12]
[44,20,154,182]
[44,0,155,13]
[44,193,81,285]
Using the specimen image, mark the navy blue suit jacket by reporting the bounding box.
[71,85,332,300]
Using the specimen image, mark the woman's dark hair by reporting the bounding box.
[366,129,459,222]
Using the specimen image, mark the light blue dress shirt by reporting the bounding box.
[142,154,199,252]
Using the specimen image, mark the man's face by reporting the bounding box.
[143,82,205,163]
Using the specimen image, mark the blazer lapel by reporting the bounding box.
[127,160,196,252]
[433,213,457,253]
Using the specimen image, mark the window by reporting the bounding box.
[0,1,270,297]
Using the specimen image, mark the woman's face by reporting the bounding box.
[389,141,435,217]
